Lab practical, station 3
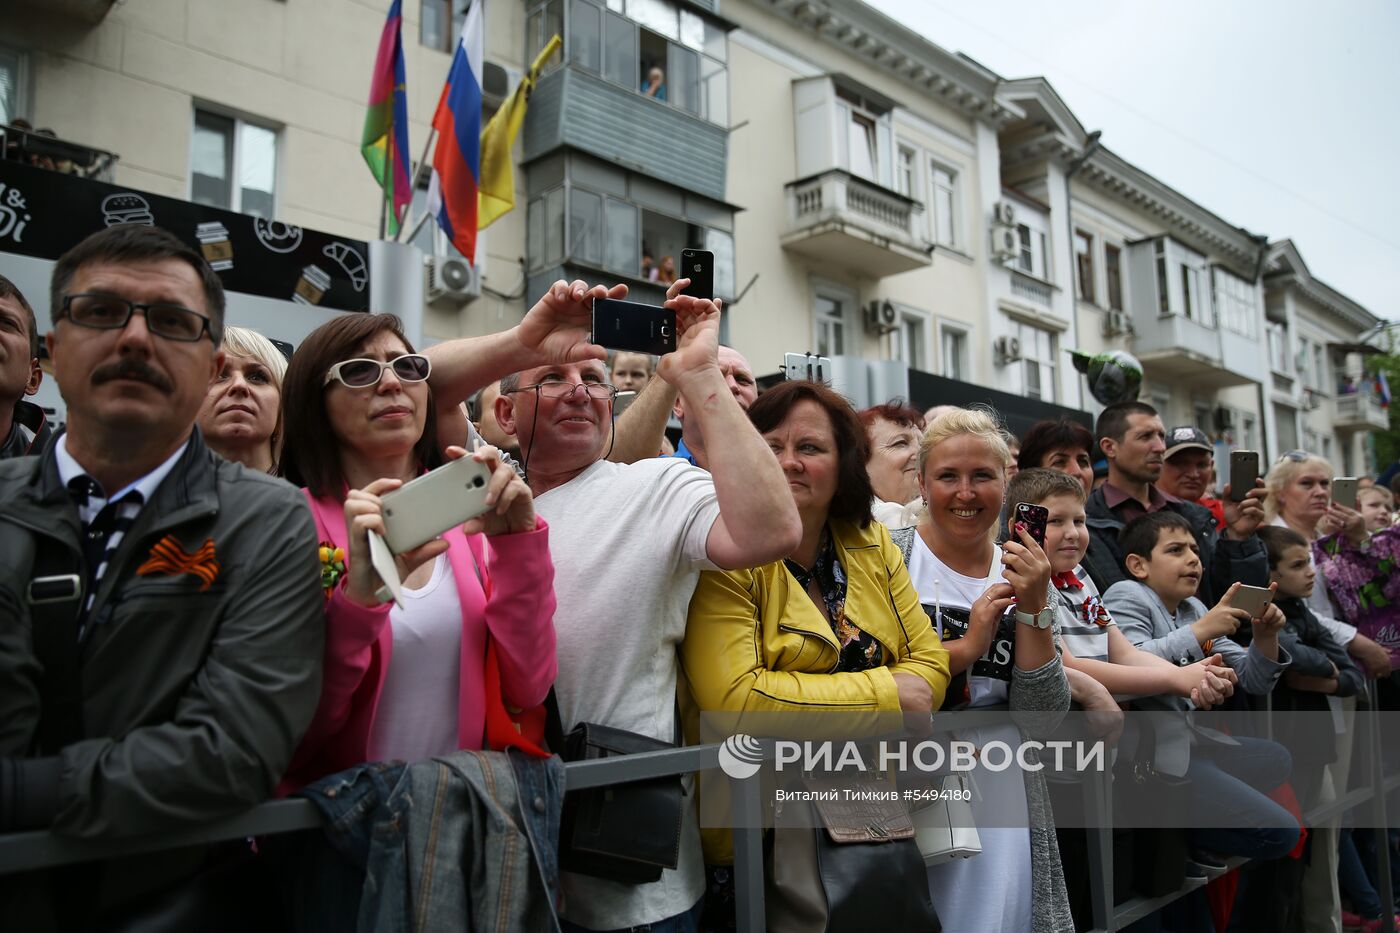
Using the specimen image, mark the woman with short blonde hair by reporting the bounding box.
[197,324,288,473]
[892,405,1072,932]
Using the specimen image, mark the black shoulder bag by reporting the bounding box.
[545,691,686,884]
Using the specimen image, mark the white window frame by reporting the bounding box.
[1103,241,1125,312]
[928,159,959,249]
[1015,320,1056,402]
[188,106,281,217]
[938,321,969,382]
[887,304,932,370]
[0,45,30,126]
[1013,206,1051,281]
[1267,321,1290,374]
[895,143,918,198]
[812,280,855,358]
[1212,266,1257,339]
[1074,229,1095,305]
[1153,238,1211,323]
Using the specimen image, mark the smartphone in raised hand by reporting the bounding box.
[1331,477,1358,510]
[680,248,714,301]
[1229,584,1275,620]
[591,297,677,355]
[1015,503,1049,547]
[1229,450,1260,503]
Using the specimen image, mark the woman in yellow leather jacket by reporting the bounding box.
[681,379,950,889]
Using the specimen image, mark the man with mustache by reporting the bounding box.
[1085,400,1269,603]
[0,274,51,459]
[0,224,324,928]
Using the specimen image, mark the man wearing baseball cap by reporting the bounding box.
[1158,425,1225,531]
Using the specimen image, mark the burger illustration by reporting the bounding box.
[101,193,155,227]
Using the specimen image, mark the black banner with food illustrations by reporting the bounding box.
[0,159,370,312]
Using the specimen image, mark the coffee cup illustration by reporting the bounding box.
[196,221,234,271]
[293,264,332,305]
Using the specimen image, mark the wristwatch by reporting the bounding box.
[1014,606,1055,629]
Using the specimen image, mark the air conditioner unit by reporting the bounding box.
[1103,309,1131,337]
[425,255,481,305]
[993,200,1016,226]
[863,298,898,335]
[1213,405,1234,432]
[991,225,1019,263]
[482,62,513,109]
[994,335,1022,365]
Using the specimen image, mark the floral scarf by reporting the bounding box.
[784,529,882,672]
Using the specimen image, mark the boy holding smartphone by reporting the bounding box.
[1104,512,1288,681]
[1102,512,1300,867]
[1007,469,1239,705]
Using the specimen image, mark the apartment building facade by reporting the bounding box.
[0,0,1387,466]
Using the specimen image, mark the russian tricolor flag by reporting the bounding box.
[427,0,483,262]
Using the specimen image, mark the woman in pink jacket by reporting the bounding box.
[276,313,556,790]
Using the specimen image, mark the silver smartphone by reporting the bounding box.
[379,455,494,553]
[1331,477,1358,510]
[613,390,639,416]
[1230,584,1275,620]
[783,352,832,383]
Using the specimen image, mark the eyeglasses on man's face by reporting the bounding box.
[324,354,432,389]
[59,293,214,343]
[509,380,618,401]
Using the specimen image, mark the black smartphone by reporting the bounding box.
[1229,450,1260,502]
[680,248,714,300]
[591,297,677,355]
[1015,503,1049,547]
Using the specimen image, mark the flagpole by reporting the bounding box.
[395,126,439,244]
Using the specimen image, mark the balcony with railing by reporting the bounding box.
[10,0,114,23]
[1,124,118,181]
[781,169,931,278]
[1333,392,1390,431]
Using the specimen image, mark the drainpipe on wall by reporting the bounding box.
[1251,233,1272,462]
[1063,131,1103,412]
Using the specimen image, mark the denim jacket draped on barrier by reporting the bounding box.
[293,749,565,933]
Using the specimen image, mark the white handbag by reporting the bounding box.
[911,773,982,866]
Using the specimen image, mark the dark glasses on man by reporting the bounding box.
[323,354,431,388]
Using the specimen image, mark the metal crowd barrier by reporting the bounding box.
[1,690,1397,932]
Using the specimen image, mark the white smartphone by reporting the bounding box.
[783,352,832,383]
[1331,477,1358,510]
[1230,584,1275,620]
[379,455,494,554]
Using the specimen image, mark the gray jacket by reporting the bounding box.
[1102,580,1289,696]
[0,430,324,914]
[1103,580,1289,776]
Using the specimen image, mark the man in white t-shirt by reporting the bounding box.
[457,280,799,932]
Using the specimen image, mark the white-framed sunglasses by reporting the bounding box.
[323,354,432,389]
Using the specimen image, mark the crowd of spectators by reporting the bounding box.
[1,224,1398,932]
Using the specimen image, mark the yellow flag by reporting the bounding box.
[478,34,562,230]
